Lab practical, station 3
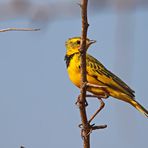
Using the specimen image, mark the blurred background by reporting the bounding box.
[0,0,147,148]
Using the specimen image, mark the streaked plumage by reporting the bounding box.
[65,37,148,117]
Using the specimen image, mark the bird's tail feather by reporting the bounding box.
[111,92,148,117]
[128,99,148,117]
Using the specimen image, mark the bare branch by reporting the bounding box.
[78,0,90,148]
[77,1,107,148]
[0,28,40,32]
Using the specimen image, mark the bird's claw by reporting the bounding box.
[75,95,88,107]
[79,122,107,138]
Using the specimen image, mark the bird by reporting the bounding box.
[64,36,148,118]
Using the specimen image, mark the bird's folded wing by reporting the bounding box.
[86,54,135,98]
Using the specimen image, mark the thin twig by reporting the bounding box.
[0,28,40,32]
[91,125,107,130]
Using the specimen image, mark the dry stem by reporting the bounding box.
[78,0,90,148]
[0,28,40,32]
[78,1,107,148]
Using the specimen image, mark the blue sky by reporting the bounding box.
[0,1,147,148]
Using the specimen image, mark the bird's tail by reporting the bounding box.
[115,93,148,117]
[128,99,148,117]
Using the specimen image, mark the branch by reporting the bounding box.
[78,0,90,148]
[0,28,40,32]
[77,1,107,148]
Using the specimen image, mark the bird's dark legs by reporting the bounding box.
[78,95,107,136]
[76,83,109,133]
[88,97,105,123]
[77,93,108,126]
[82,93,108,123]
[75,82,109,107]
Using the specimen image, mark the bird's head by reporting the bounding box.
[65,37,96,56]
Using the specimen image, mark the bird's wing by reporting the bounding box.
[86,54,135,98]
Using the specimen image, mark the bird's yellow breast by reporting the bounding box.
[67,54,81,88]
[66,54,103,89]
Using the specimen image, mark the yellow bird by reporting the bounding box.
[65,37,148,118]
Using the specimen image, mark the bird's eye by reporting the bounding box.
[76,40,81,45]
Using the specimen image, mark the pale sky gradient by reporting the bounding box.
[0,1,147,148]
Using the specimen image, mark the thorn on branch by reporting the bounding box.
[86,23,89,28]
[77,3,82,8]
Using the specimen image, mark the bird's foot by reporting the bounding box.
[79,123,107,138]
[75,94,88,107]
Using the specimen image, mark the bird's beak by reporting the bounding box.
[88,40,96,46]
